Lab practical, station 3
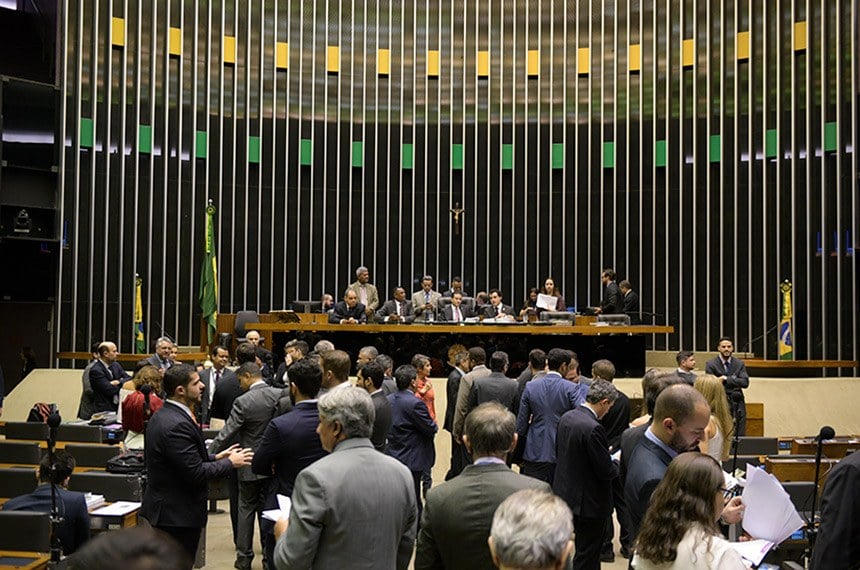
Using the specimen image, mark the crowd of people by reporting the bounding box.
[4,326,857,570]
[322,266,642,325]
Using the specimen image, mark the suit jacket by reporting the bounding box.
[77,360,97,420]
[623,290,641,324]
[145,354,172,370]
[619,422,649,481]
[482,303,516,319]
[375,299,415,323]
[443,368,465,433]
[601,281,622,314]
[676,370,697,385]
[468,372,518,415]
[142,401,234,529]
[329,301,368,324]
[371,390,393,452]
[704,356,750,402]
[412,290,442,320]
[252,400,328,506]
[415,463,551,570]
[382,377,398,396]
[3,484,90,555]
[88,360,129,413]
[453,365,491,440]
[599,389,631,451]
[387,390,438,472]
[198,367,239,425]
[347,281,380,313]
[553,406,619,519]
[810,450,860,570]
[515,372,587,463]
[274,438,417,570]
[624,434,674,538]
[210,374,244,422]
[439,304,474,322]
[208,382,282,481]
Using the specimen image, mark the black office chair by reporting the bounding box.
[782,481,815,514]
[234,310,260,343]
[68,472,142,502]
[460,296,477,314]
[737,436,779,456]
[291,300,322,313]
[723,455,764,473]
[0,467,39,498]
[437,297,452,313]
[539,311,576,323]
[0,511,51,552]
[0,441,43,464]
[64,444,122,469]
[4,422,49,441]
[57,424,104,443]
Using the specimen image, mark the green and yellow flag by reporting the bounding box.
[134,275,146,354]
[778,280,793,360]
[199,202,218,344]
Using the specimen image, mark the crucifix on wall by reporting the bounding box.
[450,202,465,235]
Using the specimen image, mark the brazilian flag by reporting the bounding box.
[199,202,218,345]
[134,275,146,354]
[779,281,793,360]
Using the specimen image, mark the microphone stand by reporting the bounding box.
[140,385,152,494]
[46,411,64,567]
[729,394,744,480]
[807,426,835,558]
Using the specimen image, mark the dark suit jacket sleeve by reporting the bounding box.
[171,419,234,486]
[251,420,281,477]
[71,493,91,553]
[811,456,860,569]
[208,394,247,454]
[516,388,531,436]
[587,425,619,480]
[88,364,121,399]
[414,495,443,570]
[726,361,750,390]
[409,399,439,437]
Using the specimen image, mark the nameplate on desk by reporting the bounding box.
[91,501,141,516]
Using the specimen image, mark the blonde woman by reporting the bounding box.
[693,374,734,462]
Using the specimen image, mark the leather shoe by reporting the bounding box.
[620,545,632,559]
[600,552,615,563]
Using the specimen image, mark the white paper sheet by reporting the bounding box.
[536,294,558,311]
[741,465,804,544]
[727,539,775,566]
[91,501,142,516]
[262,494,292,523]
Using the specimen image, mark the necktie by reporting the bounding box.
[399,302,405,317]
[425,292,430,304]
[724,359,731,374]
[211,370,220,405]
[455,307,461,322]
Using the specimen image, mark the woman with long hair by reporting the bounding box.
[694,374,734,462]
[121,364,165,449]
[540,277,567,311]
[632,453,747,569]
[519,287,540,319]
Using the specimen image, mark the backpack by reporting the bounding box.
[106,450,145,474]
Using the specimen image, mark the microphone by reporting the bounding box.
[45,410,63,563]
[47,410,61,447]
[809,425,835,553]
[141,384,152,421]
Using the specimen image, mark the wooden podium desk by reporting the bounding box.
[253,322,674,377]
[790,438,860,458]
[765,456,840,483]
[0,551,49,569]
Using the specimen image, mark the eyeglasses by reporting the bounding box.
[719,487,734,499]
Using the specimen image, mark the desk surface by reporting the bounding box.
[253,322,674,336]
[0,551,49,570]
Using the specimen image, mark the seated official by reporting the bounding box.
[632,453,746,569]
[2,451,90,555]
[482,289,516,320]
[329,290,367,324]
[518,288,540,320]
[489,489,573,570]
[440,291,474,323]
[376,287,416,323]
[121,365,164,449]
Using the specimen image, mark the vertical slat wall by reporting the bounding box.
[58,0,858,368]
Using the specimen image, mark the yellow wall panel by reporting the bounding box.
[682,38,695,67]
[327,46,339,73]
[629,44,641,72]
[169,27,182,57]
[527,50,539,77]
[577,47,590,75]
[276,42,289,69]
[427,50,440,77]
[737,31,750,60]
[223,36,236,64]
[378,48,390,75]
[477,50,490,77]
[794,21,807,51]
[111,17,125,47]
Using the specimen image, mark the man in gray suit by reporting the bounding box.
[209,363,282,570]
[347,265,380,320]
[415,402,550,570]
[412,275,442,321]
[468,351,519,416]
[146,336,175,372]
[273,388,416,570]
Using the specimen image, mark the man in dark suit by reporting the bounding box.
[441,276,468,298]
[376,354,398,396]
[329,289,367,324]
[141,363,253,566]
[623,384,711,540]
[553,380,620,570]
[244,330,275,383]
[208,363,282,570]
[198,344,237,425]
[2,450,90,555]
[252,357,327,565]
[76,342,101,420]
[88,341,130,414]
[444,349,471,480]
[145,336,175,371]
[619,280,641,324]
[415,402,551,570]
[440,291,474,323]
[674,350,697,385]
[482,288,516,319]
[590,359,632,562]
[356,361,393,452]
[468,351,518,415]
[387,364,438,525]
[811,449,860,569]
[596,268,622,315]
[376,287,416,323]
[704,336,750,435]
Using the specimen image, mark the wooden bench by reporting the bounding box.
[745,359,858,377]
